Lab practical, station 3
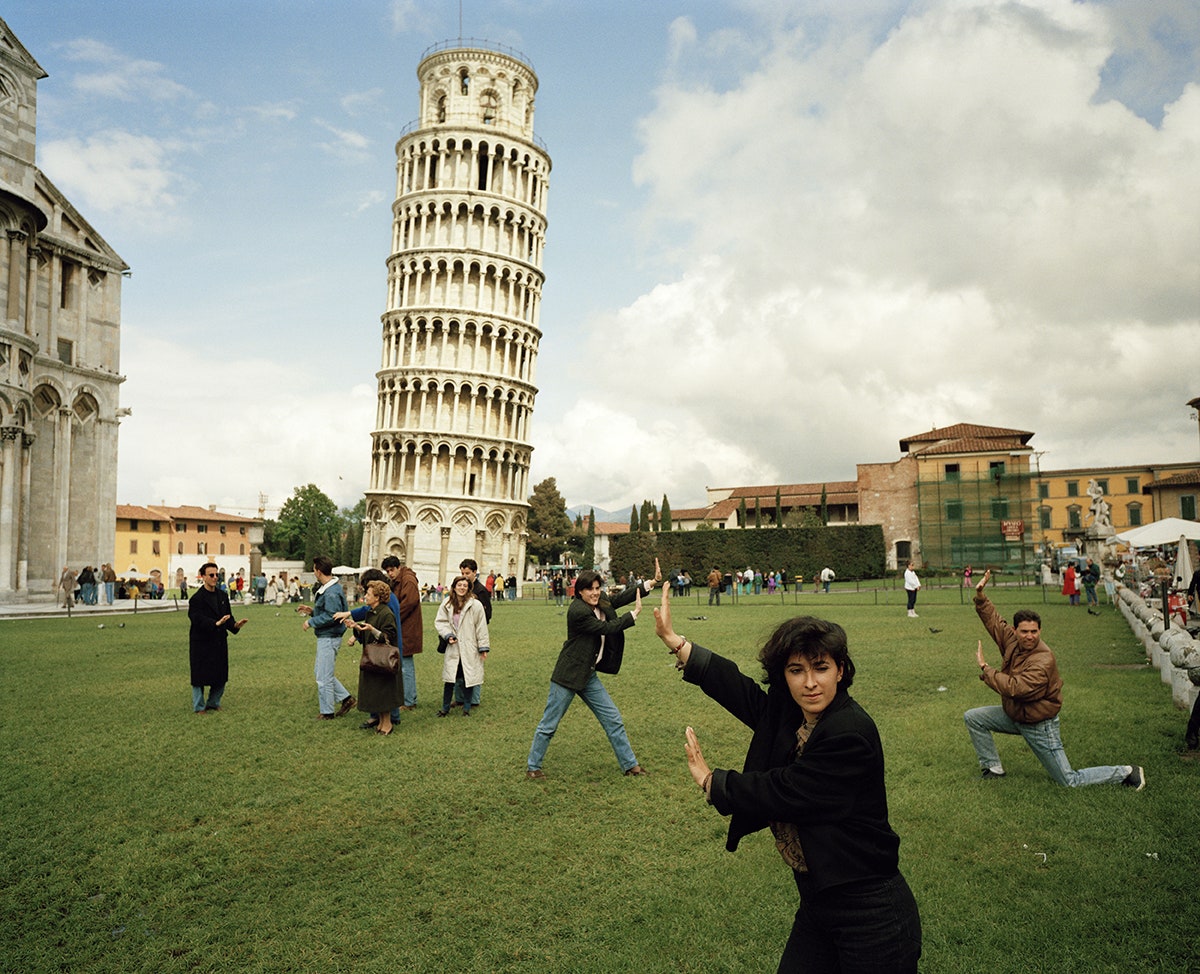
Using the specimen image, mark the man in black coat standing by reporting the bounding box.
[189,561,247,713]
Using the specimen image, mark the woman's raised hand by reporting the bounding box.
[654,582,675,645]
[684,726,711,790]
[631,585,642,620]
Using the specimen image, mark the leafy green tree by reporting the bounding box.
[582,507,596,569]
[820,484,829,525]
[639,499,652,533]
[785,506,825,529]
[775,488,783,527]
[660,495,672,532]
[629,506,639,532]
[738,498,747,528]
[527,478,573,564]
[272,484,341,565]
[339,498,366,567]
[754,495,762,528]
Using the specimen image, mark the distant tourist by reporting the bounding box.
[903,561,921,618]
[297,556,355,721]
[188,561,247,714]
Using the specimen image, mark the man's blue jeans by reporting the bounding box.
[314,635,351,715]
[964,706,1129,786]
[105,582,115,604]
[401,655,416,707]
[527,674,638,773]
[192,684,225,712]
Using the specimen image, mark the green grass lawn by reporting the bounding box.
[1,586,1194,973]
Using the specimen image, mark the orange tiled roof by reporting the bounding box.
[899,423,1034,456]
[149,504,259,523]
[594,521,631,536]
[116,504,165,520]
[1146,470,1200,488]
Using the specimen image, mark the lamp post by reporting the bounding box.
[1188,397,1200,460]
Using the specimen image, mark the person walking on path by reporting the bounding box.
[964,569,1145,789]
[58,566,77,608]
[1081,558,1100,611]
[903,561,921,618]
[707,567,722,606]
[188,561,247,713]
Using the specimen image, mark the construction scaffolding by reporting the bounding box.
[916,466,1035,571]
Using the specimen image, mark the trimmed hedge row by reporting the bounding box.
[609,525,886,581]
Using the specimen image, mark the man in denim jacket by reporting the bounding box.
[299,555,355,720]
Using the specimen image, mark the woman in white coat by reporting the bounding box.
[435,575,490,717]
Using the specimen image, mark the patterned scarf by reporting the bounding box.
[768,718,817,872]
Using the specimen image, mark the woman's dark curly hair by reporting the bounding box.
[757,616,855,689]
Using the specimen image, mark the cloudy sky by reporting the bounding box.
[9,0,1199,517]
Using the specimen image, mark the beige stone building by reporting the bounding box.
[652,423,1199,573]
[0,19,127,602]
[361,41,549,585]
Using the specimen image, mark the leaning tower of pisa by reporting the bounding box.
[360,41,550,586]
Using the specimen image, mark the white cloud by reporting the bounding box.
[557,0,1200,509]
[314,120,371,159]
[60,38,190,102]
[39,130,184,227]
[117,326,374,513]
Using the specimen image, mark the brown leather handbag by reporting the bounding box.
[359,639,400,675]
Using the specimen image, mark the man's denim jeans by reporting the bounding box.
[965,706,1129,786]
[314,635,351,715]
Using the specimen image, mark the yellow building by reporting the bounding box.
[114,504,261,588]
[113,505,170,575]
[1033,463,1199,553]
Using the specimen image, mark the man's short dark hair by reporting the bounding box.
[360,568,387,585]
[1013,609,1042,628]
[312,555,333,575]
[459,558,478,572]
[381,555,401,570]
[199,562,217,576]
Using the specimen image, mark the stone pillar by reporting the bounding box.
[25,246,39,336]
[438,525,452,587]
[55,407,72,569]
[0,426,20,592]
[17,431,33,591]
[404,523,417,566]
[6,231,25,323]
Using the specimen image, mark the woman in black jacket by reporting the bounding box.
[654,586,921,973]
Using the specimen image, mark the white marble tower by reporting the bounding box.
[361,42,549,585]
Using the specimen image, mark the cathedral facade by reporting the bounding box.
[0,19,127,602]
[360,42,549,585]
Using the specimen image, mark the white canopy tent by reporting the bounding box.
[1113,517,1200,548]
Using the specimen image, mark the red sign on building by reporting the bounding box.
[1000,519,1025,541]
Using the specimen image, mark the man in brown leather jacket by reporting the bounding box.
[964,569,1145,789]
